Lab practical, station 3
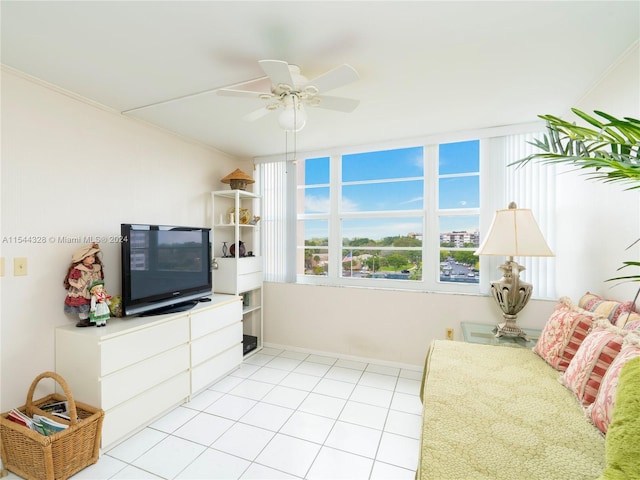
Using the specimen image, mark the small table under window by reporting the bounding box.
[461,322,541,349]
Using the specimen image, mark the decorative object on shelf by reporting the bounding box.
[88,280,111,327]
[220,168,255,191]
[63,242,105,328]
[249,215,261,225]
[222,242,228,258]
[227,207,251,225]
[474,202,554,340]
[229,241,246,257]
[108,294,123,318]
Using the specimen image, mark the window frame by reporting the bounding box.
[296,140,483,293]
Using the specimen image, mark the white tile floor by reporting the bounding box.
[7,347,424,480]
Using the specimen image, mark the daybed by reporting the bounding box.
[417,294,640,480]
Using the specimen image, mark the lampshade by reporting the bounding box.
[475,202,554,257]
[278,98,307,132]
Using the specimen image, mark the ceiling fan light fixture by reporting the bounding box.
[278,101,307,132]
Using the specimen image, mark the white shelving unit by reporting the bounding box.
[211,189,263,356]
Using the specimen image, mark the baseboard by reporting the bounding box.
[262,342,422,372]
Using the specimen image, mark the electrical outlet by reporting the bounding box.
[446,328,454,340]
[14,257,28,276]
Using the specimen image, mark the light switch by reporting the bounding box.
[14,257,27,276]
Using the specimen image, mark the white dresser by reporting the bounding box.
[55,295,242,450]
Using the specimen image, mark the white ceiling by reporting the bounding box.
[1,1,638,159]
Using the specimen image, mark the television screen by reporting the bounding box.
[121,224,212,316]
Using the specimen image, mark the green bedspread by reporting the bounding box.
[418,340,605,480]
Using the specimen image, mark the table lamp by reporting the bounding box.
[475,202,554,339]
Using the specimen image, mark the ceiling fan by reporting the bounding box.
[217,59,360,132]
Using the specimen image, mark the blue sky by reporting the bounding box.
[303,141,480,240]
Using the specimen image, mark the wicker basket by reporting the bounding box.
[0,371,104,480]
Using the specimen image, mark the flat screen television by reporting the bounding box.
[121,223,212,317]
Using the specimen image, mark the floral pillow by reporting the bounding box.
[534,297,602,371]
[588,333,640,433]
[578,292,635,327]
[560,320,626,407]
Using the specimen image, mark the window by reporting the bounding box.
[297,143,478,290]
[256,125,556,299]
[438,140,480,285]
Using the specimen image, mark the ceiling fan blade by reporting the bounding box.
[217,88,269,99]
[259,59,294,88]
[313,95,360,113]
[243,106,274,122]
[306,64,359,93]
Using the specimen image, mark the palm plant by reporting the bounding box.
[511,108,640,282]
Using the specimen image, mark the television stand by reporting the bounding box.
[139,300,198,317]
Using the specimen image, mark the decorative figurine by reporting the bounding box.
[89,280,111,327]
[220,168,255,191]
[63,243,104,327]
[109,294,123,318]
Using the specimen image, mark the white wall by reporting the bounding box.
[556,42,640,302]
[264,283,556,366]
[263,43,640,366]
[0,69,245,411]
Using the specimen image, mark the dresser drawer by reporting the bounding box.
[101,344,189,410]
[190,300,241,339]
[100,316,189,376]
[237,256,262,275]
[101,371,190,449]
[191,344,242,394]
[237,272,263,292]
[191,322,242,367]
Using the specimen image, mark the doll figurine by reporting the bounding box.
[63,243,104,327]
[89,280,111,327]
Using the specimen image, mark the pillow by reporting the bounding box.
[622,319,640,332]
[587,333,640,433]
[534,297,601,371]
[618,311,640,329]
[579,292,634,326]
[597,356,640,480]
[560,321,626,407]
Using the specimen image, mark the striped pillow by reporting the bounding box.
[619,312,640,329]
[623,319,640,332]
[534,297,601,371]
[560,321,626,407]
[579,292,634,326]
[588,333,640,433]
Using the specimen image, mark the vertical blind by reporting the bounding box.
[255,160,297,283]
[502,131,556,299]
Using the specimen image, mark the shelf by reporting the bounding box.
[214,223,257,228]
[212,189,263,356]
[212,189,260,199]
[243,305,261,315]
